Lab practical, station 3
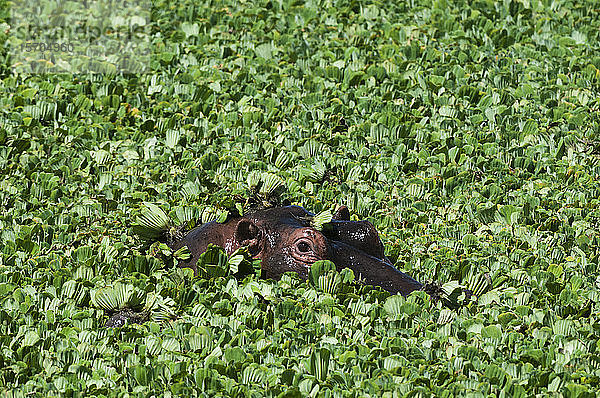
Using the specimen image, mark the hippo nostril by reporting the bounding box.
[297,241,311,253]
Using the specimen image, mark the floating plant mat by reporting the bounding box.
[1,0,600,396]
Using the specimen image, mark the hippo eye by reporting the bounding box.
[296,240,312,253]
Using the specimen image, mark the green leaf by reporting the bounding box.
[181,22,199,38]
[481,325,502,340]
[259,173,283,197]
[173,246,191,261]
[165,129,181,149]
[134,203,171,240]
[91,283,145,311]
[311,209,333,231]
[22,330,40,347]
[308,348,331,381]
[383,295,406,318]
[255,43,274,60]
[224,347,247,363]
[308,260,336,287]
[241,364,266,384]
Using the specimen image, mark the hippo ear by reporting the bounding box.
[235,219,262,256]
[333,205,350,221]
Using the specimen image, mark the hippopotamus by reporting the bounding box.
[104,205,468,326]
[170,205,424,296]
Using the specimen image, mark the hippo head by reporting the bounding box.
[170,205,423,296]
[173,206,423,295]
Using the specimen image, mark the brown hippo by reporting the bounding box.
[170,205,423,296]
[105,205,467,326]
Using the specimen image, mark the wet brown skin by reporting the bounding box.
[170,205,423,296]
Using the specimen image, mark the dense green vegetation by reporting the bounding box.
[2,0,600,396]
